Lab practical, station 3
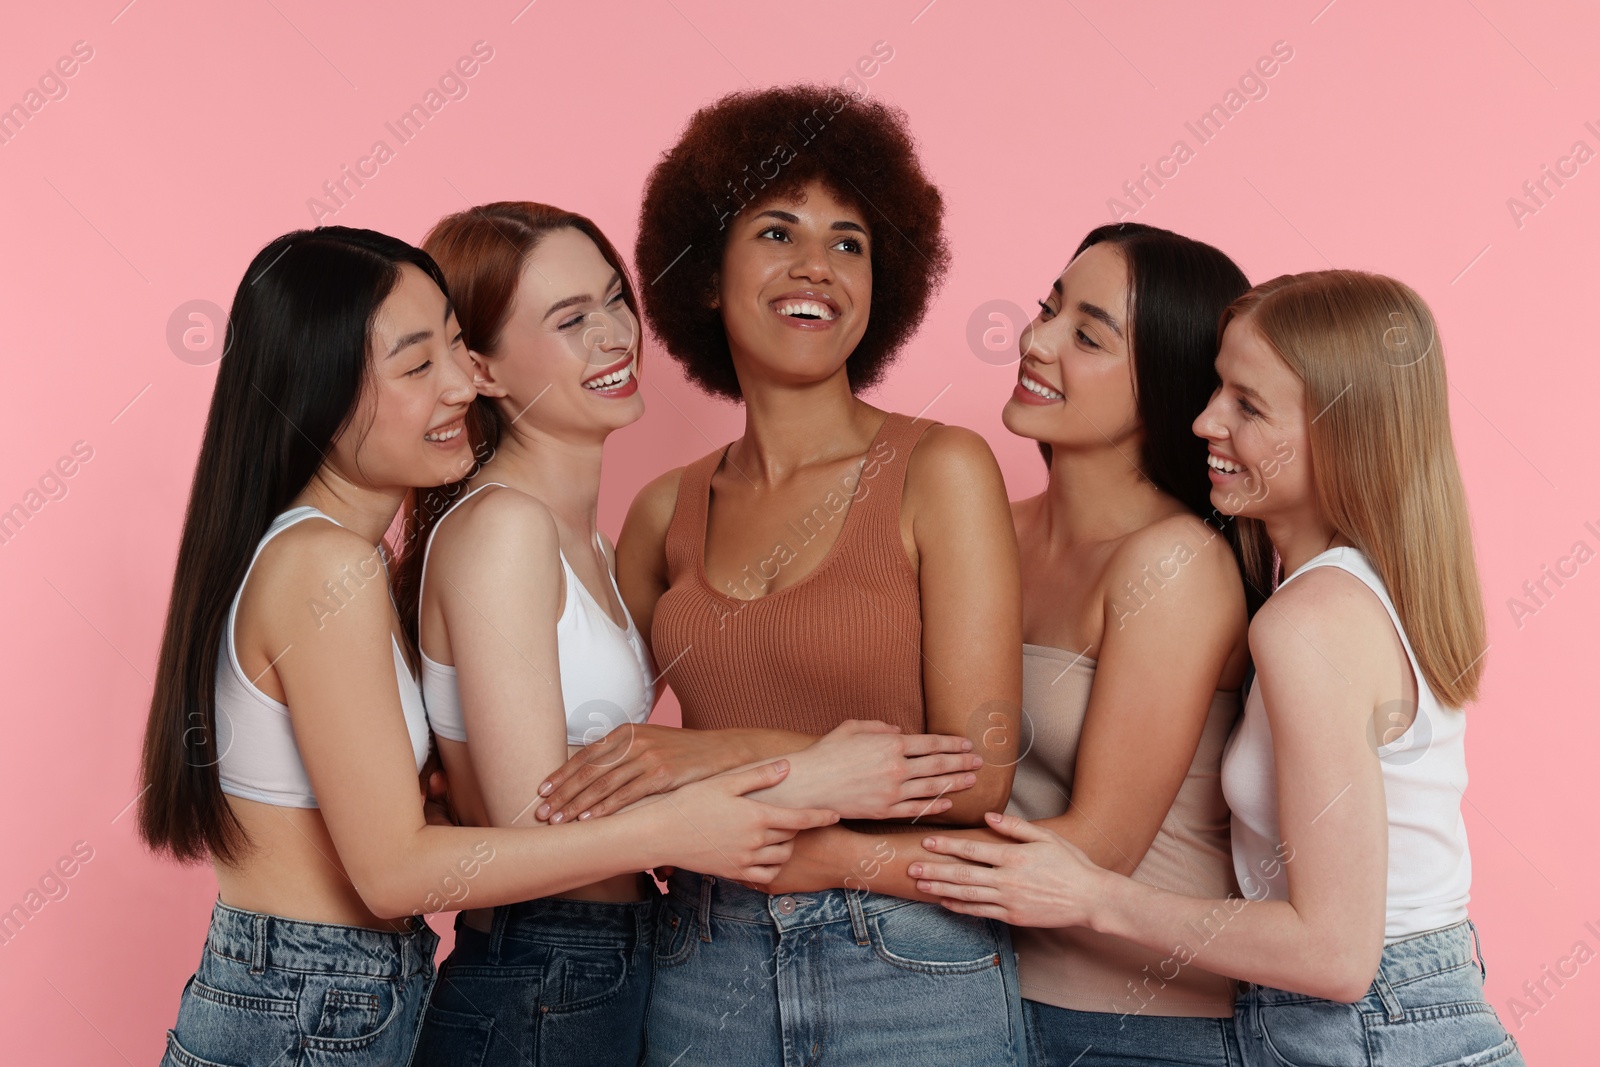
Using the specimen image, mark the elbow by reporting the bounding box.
[349,868,418,922]
[1307,943,1381,1004]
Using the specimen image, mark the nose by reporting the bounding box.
[788,232,834,284]
[1192,390,1222,441]
[578,304,637,364]
[439,342,476,405]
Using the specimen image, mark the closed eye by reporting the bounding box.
[407,360,432,376]
[1076,328,1099,350]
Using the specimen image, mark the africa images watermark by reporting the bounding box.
[305,40,496,225]
[1106,39,1295,221]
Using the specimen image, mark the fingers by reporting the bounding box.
[981,810,1054,843]
[717,759,792,796]
[898,770,980,801]
[902,752,985,780]
[536,746,600,801]
[565,772,666,823]
[884,797,954,819]
[542,762,647,823]
[766,804,841,831]
[934,898,1009,921]
[900,732,977,757]
[913,877,1002,903]
[920,833,1011,867]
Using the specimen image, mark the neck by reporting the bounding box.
[481,417,605,534]
[1265,507,1347,577]
[294,476,406,548]
[1038,440,1174,545]
[726,366,880,483]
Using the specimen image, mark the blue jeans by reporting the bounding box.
[414,894,657,1066]
[161,897,440,1067]
[643,869,1026,1066]
[1024,998,1239,1065]
[1234,919,1525,1066]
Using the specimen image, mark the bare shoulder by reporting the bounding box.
[1249,565,1395,684]
[254,517,391,639]
[435,483,560,563]
[903,422,1004,499]
[1108,513,1243,600]
[622,465,687,544]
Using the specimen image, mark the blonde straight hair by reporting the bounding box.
[1220,270,1487,706]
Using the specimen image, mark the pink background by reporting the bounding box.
[3,0,1596,1061]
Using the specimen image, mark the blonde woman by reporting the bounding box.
[913,271,1526,1066]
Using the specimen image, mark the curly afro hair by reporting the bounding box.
[635,84,951,401]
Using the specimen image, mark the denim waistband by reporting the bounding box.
[665,868,926,931]
[489,893,658,944]
[204,897,439,979]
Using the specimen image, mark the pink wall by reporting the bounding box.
[3,0,1595,1060]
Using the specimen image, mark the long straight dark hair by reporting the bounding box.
[391,202,640,653]
[1038,222,1265,612]
[139,226,451,864]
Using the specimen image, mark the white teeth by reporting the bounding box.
[775,300,836,321]
[584,360,635,390]
[425,424,463,442]
[1019,374,1064,400]
[1207,453,1244,474]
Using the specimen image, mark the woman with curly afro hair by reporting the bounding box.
[529,84,1029,1065]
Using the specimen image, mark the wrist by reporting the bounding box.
[1083,865,1131,937]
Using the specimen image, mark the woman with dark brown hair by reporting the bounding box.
[532,85,1029,1065]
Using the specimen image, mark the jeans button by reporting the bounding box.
[777,896,797,915]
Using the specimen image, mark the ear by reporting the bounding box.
[708,272,721,311]
[468,350,511,399]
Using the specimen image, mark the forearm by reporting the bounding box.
[359,813,662,919]
[1091,873,1376,1001]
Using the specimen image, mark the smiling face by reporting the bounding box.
[1192,315,1311,519]
[1002,242,1140,455]
[471,226,644,440]
[714,179,872,394]
[331,262,477,490]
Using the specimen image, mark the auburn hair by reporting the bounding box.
[391,202,639,651]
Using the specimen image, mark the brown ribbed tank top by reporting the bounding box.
[653,411,936,734]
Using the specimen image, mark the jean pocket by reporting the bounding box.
[542,945,631,1014]
[299,972,409,1052]
[161,1028,251,1067]
[868,902,1005,975]
[1255,997,1369,1067]
[173,964,299,1064]
[653,900,698,968]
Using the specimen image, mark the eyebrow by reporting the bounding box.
[1048,278,1124,338]
[542,271,623,320]
[1232,381,1270,408]
[753,208,868,236]
[385,298,457,359]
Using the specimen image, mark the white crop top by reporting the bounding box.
[418,482,655,747]
[215,506,431,808]
[1220,546,1472,942]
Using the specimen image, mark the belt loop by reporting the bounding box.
[250,913,268,976]
[1467,919,1487,981]
[698,874,715,943]
[487,904,510,965]
[845,888,870,946]
[1372,964,1404,1023]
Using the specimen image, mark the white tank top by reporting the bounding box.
[215,507,431,808]
[418,482,655,747]
[1220,546,1472,942]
